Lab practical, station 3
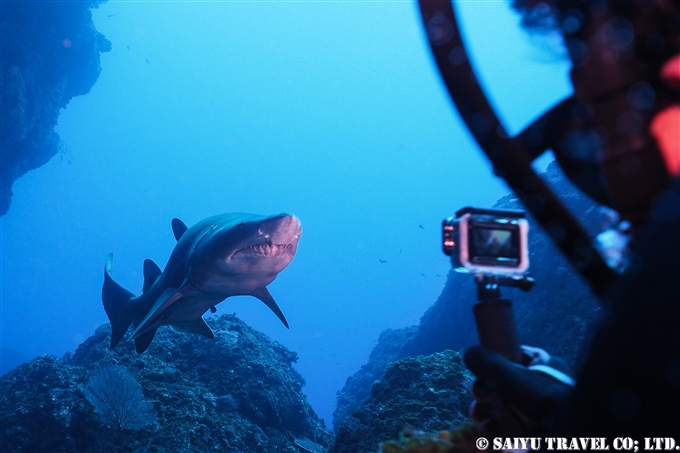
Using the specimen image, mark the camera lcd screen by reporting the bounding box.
[469,225,520,266]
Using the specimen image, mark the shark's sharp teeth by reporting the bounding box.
[238,242,292,257]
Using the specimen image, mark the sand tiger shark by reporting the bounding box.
[102,213,302,353]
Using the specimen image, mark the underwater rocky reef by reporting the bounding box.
[0,0,110,216]
[0,314,331,453]
[332,327,417,433]
[329,351,473,453]
[0,164,607,452]
[333,163,603,431]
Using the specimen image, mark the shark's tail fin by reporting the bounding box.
[102,253,137,349]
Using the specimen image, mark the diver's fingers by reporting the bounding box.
[520,345,577,378]
[465,345,529,401]
[470,393,539,436]
[465,345,572,421]
[471,378,493,402]
[470,398,496,424]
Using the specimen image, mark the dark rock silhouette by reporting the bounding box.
[333,163,603,430]
[0,314,331,452]
[0,1,110,216]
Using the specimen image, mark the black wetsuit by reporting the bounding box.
[566,176,680,435]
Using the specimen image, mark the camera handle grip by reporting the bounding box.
[473,299,522,363]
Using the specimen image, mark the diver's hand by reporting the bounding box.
[464,345,576,437]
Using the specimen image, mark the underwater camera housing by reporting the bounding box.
[443,207,531,363]
[442,207,529,278]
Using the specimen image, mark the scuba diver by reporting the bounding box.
[426,0,680,439]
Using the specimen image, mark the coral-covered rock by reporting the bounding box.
[0,314,332,453]
[333,326,417,432]
[329,351,473,453]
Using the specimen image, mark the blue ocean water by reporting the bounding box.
[0,0,570,427]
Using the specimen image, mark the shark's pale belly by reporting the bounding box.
[190,268,280,297]
[163,293,224,323]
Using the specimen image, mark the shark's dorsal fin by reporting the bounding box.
[253,287,289,329]
[171,218,188,242]
[170,318,215,339]
[142,259,162,293]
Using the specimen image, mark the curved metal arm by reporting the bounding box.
[418,0,615,297]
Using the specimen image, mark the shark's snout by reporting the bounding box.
[233,214,302,258]
[276,214,302,242]
[259,214,301,245]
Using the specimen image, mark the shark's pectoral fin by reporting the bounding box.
[253,287,289,329]
[172,218,189,241]
[170,318,215,339]
[142,259,162,293]
[130,287,182,341]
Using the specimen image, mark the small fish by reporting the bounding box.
[418,224,424,229]
[145,58,150,64]
[126,45,130,50]
[107,14,116,17]
[379,259,388,264]
[436,274,441,277]
[399,248,402,254]
[420,273,426,276]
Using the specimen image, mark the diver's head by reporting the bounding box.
[512,0,680,227]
